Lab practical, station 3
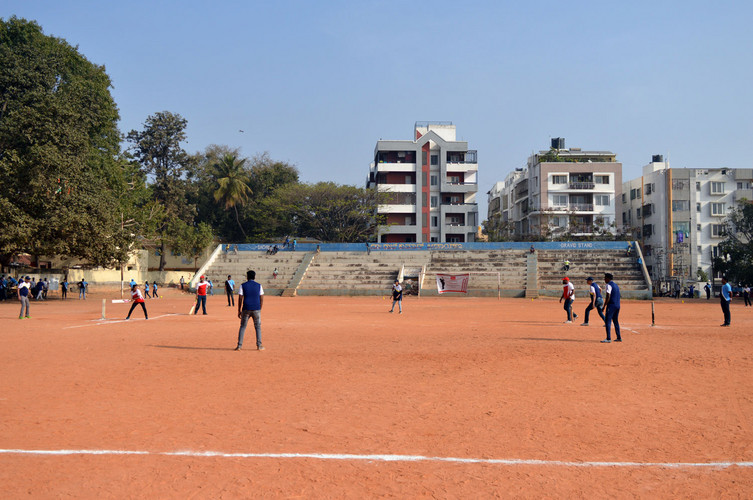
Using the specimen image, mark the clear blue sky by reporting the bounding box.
[6,1,753,220]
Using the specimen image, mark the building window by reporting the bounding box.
[622,212,627,224]
[430,175,438,186]
[738,181,751,190]
[672,200,689,212]
[595,175,610,184]
[553,194,568,207]
[711,224,725,237]
[622,193,626,203]
[630,188,637,200]
[551,175,567,184]
[643,224,653,237]
[711,202,725,216]
[431,216,438,227]
[672,179,687,190]
[430,236,438,242]
[645,183,654,195]
[696,202,701,212]
[673,221,690,234]
[430,154,438,166]
[448,175,460,184]
[595,194,610,206]
[697,224,701,231]
[422,151,427,165]
[711,181,725,194]
[696,182,701,191]
[636,208,642,219]
[430,196,438,208]
[422,192,427,207]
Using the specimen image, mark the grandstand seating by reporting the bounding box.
[197,246,651,299]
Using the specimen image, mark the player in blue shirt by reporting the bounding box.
[601,273,622,343]
[720,276,732,326]
[235,270,264,351]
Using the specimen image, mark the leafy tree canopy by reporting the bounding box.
[714,201,753,285]
[0,17,132,267]
[268,182,385,242]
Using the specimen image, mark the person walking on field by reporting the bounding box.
[743,285,751,307]
[559,277,578,323]
[704,282,711,300]
[144,280,151,299]
[194,275,211,315]
[581,277,605,326]
[18,276,31,319]
[125,284,148,320]
[180,276,185,290]
[225,275,235,307]
[152,282,159,298]
[235,270,264,351]
[601,273,622,343]
[720,276,732,326]
[389,279,403,314]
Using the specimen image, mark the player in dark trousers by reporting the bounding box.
[601,273,621,343]
[225,275,235,306]
[559,277,578,323]
[125,284,148,320]
[144,280,151,298]
[194,275,211,315]
[389,279,403,313]
[581,277,605,326]
[235,270,264,351]
[720,276,732,326]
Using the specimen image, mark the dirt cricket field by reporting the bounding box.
[1,289,752,498]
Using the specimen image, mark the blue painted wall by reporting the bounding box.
[228,241,633,253]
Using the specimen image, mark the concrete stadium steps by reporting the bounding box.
[202,252,305,294]
[536,250,648,292]
[425,250,528,286]
[421,250,529,296]
[297,251,430,295]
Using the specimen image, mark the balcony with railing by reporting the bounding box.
[569,181,595,190]
[446,150,477,164]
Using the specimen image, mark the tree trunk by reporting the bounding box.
[234,206,247,240]
[159,240,166,272]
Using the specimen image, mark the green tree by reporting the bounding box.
[270,182,384,242]
[213,153,252,240]
[127,111,201,270]
[0,17,133,267]
[714,201,753,285]
[482,213,515,241]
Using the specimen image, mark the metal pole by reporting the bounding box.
[101,299,106,320]
[651,301,655,326]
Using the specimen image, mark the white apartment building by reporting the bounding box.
[492,138,622,239]
[366,122,479,243]
[622,156,753,286]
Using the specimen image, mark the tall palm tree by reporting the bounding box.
[213,153,252,240]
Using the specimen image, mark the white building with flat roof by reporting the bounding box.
[622,156,753,287]
[366,122,479,243]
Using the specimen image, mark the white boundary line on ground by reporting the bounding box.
[0,449,751,468]
[62,314,180,329]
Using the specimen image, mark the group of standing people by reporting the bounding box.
[560,273,622,343]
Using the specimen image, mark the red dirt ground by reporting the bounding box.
[1,289,752,498]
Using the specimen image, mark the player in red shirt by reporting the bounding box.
[194,275,211,315]
[125,284,148,320]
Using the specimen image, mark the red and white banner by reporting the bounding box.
[436,273,470,294]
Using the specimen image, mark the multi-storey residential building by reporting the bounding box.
[366,122,478,243]
[622,156,753,287]
[498,139,622,239]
